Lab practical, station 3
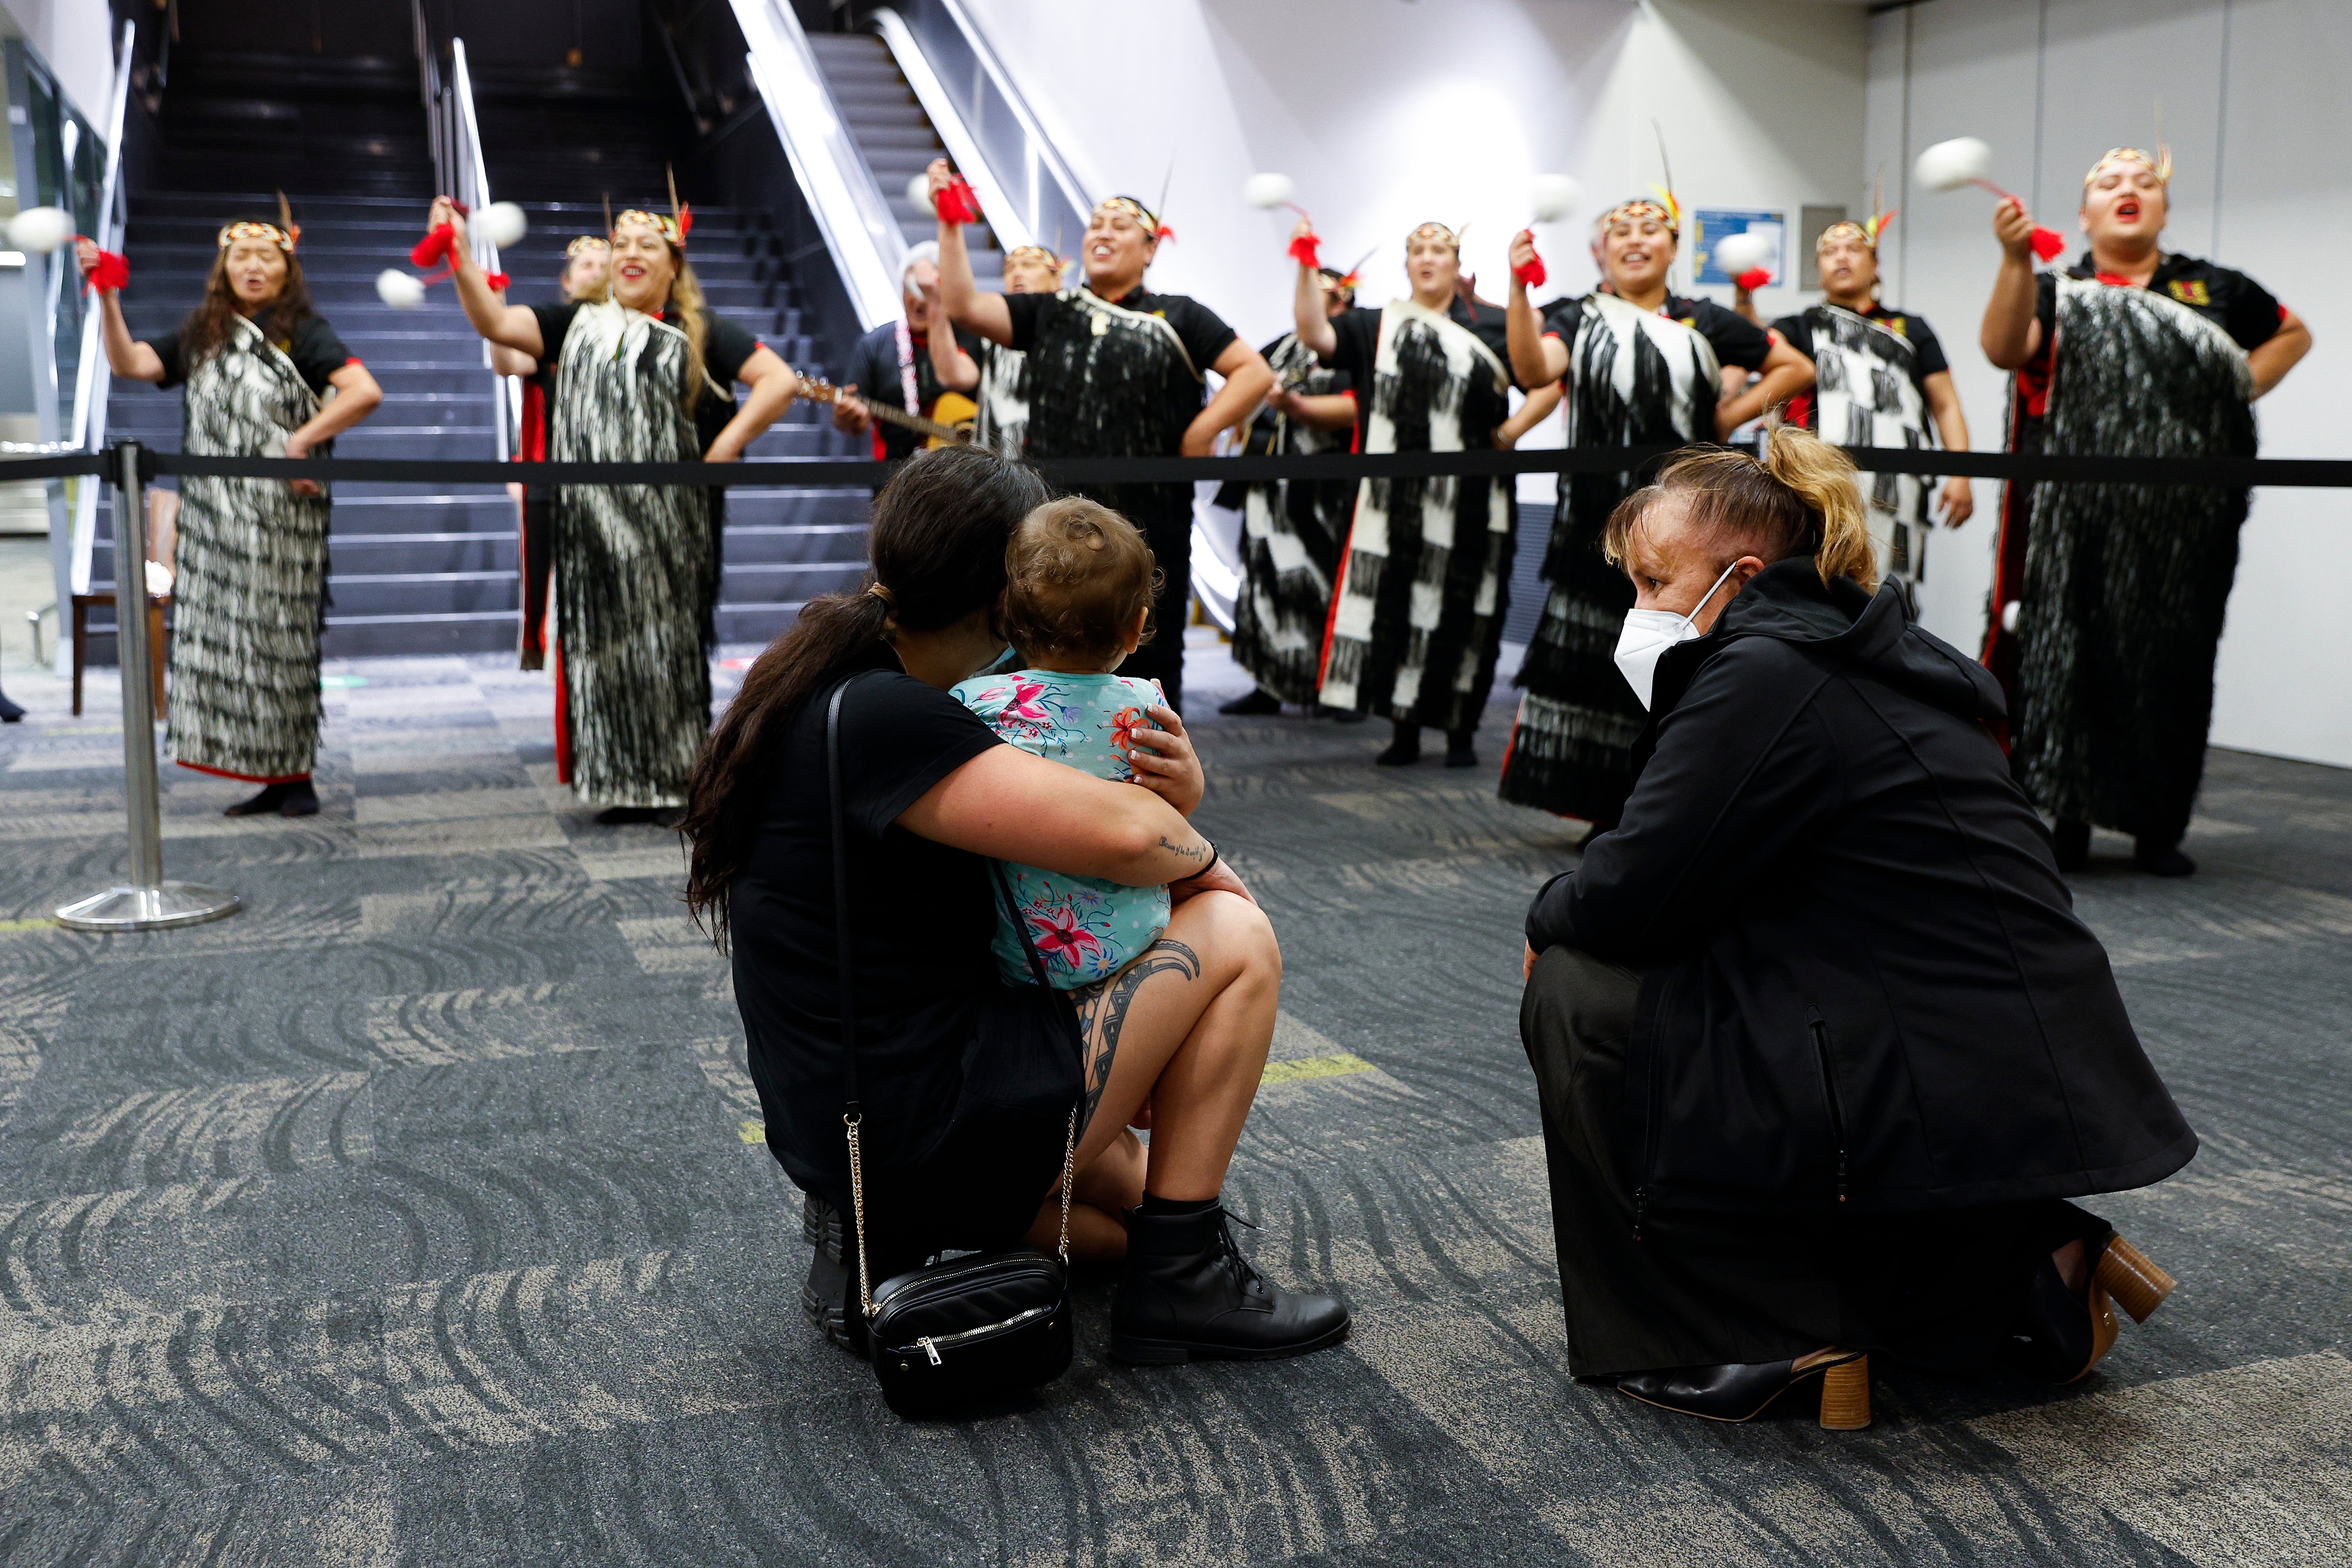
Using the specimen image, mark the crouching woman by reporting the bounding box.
[1519,429,2194,1428]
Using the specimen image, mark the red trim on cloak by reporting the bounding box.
[178,759,310,785]
[1313,406,1369,693]
[554,639,573,784]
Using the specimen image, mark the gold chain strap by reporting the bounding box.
[1054,1107,1079,1265]
[845,1112,875,1318]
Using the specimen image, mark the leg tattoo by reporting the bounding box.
[1075,939,1200,1126]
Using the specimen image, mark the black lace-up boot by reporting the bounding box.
[1110,1203,1350,1364]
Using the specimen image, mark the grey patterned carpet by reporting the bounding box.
[3,633,2348,1566]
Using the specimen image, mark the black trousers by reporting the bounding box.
[1520,946,2100,1378]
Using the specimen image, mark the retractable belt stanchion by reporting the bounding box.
[55,440,241,933]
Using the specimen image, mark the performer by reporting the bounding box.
[440,196,800,822]
[925,240,1064,458]
[934,158,1275,710]
[1216,264,1361,718]
[1298,222,1560,765]
[491,235,609,670]
[1981,147,2310,876]
[78,213,384,818]
[829,242,983,460]
[1497,194,1814,823]
[1771,211,1974,592]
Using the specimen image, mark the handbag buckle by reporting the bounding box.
[919,1335,942,1367]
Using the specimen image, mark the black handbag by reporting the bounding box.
[825,675,1082,1419]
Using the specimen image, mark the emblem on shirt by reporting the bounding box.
[1678,316,1697,329]
[2166,278,2211,307]
[1886,316,1909,338]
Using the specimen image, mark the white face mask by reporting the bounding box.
[1613,561,1744,710]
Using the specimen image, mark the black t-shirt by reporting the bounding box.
[1003,286,1238,382]
[729,663,1004,1203]
[531,301,762,454]
[152,307,354,393]
[1542,293,1775,373]
[1769,303,1949,387]
[1322,297,1520,445]
[846,318,987,461]
[2034,253,2283,352]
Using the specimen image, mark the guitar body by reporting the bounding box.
[925,392,979,449]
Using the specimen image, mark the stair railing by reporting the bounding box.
[729,0,908,329]
[414,4,517,454]
[867,2,1092,259]
[66,18,138,597]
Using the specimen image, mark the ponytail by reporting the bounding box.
[679,446,1052,948]
[1760,426,1876,591]
[1602,428,1879,595]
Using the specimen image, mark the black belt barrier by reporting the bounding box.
[9,444,2352,489]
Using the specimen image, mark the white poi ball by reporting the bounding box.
[477,201,527,249]
[1529,174,1580,223]
[6,206,74,255]
[906,173,936,215]
[1242,172,1295,210]
[375,268,427,310]
[1714,229,1773,278]
[1915,136,1993,193]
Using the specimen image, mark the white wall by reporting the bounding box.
[1867,0,2352,769]
[0,0,115,125]
[959,0,1869,493]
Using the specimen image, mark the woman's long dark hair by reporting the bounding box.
[178,216,316,366]
[681,445,1051,947]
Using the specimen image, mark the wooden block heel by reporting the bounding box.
[1817,1354,1872,1430]
[2095,1236,2175,1324]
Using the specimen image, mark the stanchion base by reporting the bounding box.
[55,881,242,932]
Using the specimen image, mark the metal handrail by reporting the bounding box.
[414,5,514,456]
[66,19,139,597]
[868,2,1092,258]
[730,0,907,328]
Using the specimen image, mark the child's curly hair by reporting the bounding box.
[1000,497,1162,668]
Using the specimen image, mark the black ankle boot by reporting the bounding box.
[800,1195,868,1356]
[1443,728,1478,768]
[1218,688,1282,716]
[225,781,297,817]
[1615,1349,1871,1428]
[1110,1204,1350,1364]
[277,778,319,817]
[2051,817,2090,872]
[1374,722,1420,767]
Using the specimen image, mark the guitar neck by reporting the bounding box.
[862,400,961,442]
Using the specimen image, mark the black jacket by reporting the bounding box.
[1525,561,2195,1215]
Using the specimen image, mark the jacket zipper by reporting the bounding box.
[1808,1014,1848,1204]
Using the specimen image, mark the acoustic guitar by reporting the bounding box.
[796,375,977,448]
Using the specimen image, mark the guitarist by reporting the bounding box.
[830,243,984,463]
[933,159,1273,710]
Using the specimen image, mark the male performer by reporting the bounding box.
[933,158,1274,709]
[926,239,1062,458]
[1771,210,1973,590]
[1497,195,1813,824]
[831,242,983,460]
[1980,146,2309,876]
[493,236,608,669]
[1217,264,1360,717]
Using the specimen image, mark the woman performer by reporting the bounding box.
[1980,148,2311,876]
[439,197,800,823]
[1216,264,1361,719]
[685,446,1348,1364]
[1497,196,1813,824]
[924,240,1062,459]
[1301,221,1561,766]
[492,236,609,670]
[1770,211,1973,591]
[1521,431,2192,1428]
[933,159,1274,712]
[78,214,384,818]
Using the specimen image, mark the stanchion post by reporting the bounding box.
[54,441,241,933]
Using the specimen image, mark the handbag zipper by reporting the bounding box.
[899,1302,1058,1364]
[1808,1014,1848,1204]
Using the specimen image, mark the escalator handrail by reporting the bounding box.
[67,18,139,598]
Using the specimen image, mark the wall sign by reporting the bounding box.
[1692,208,1785,286]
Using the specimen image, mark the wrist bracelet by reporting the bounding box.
[1184,842,1219,879]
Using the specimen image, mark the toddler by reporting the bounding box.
[953,498,1172,988]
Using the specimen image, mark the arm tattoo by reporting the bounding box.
[1157,836,1210,864]
[1074,938,1200,1125]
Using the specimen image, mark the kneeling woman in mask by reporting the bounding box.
[1518,429,2195,1429]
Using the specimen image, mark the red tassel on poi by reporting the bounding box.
[1513,250,1548,287]
[411,224,458,269]
[1734,266,1772,291]
[483,271,511,291]
[935,178,981,225]
[2030,226,2065,262]
[82,243,128,293]
[1287,231,1321,268]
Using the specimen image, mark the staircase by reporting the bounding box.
[804,31,1006,284]
[91,45,868,663]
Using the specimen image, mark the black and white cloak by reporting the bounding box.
[1787,303,1933,586]
[971,339,1031,459]
[1316,297,1518,731]
[1223,331,1353,705]
[1984,261,2268,846]
[1500,292,1730,821]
